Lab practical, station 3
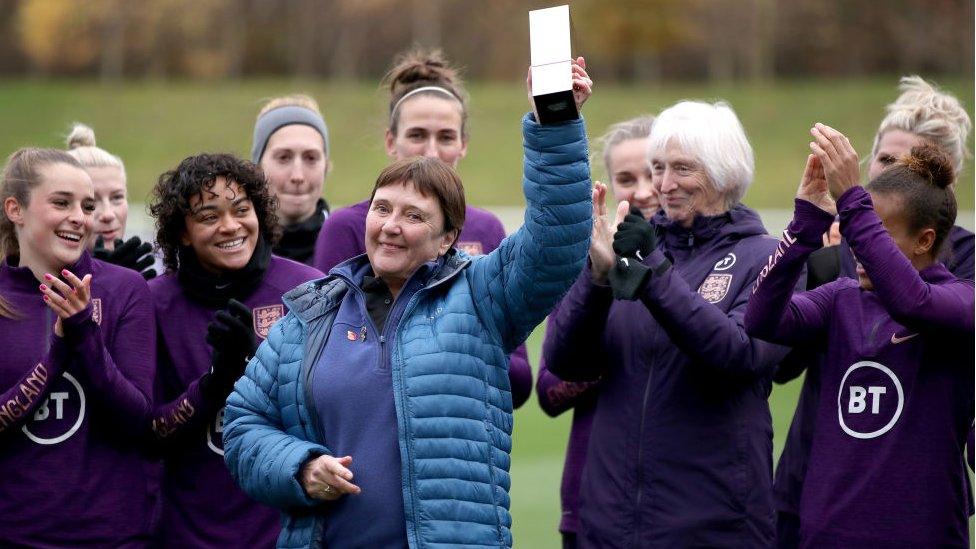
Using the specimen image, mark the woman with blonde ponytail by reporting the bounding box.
[66,123,156,278]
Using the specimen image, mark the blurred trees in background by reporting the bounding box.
[3,0,972,82]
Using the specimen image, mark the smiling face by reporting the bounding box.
[609,137,658,219]
[651,141,725,227]
[181,176,259,274]
[869,129,927,181]
[365,180,457,294]
[386,95,467,168]
[4,162,94,274]
[86,165,128,250]
[260,124,327,225]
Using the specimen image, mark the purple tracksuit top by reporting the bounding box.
[774,218,975,525]
[313,199,533,406]
[0,252,157,548]
[535,311,600,535]
[149,255,322,548]
[543,204,791,547]
[745,190,974,547]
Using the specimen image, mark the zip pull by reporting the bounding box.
[379,335,386,345]
[687,234,694,247]
[360,325,367,342]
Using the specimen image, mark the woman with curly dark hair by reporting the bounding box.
[146,152,322,548]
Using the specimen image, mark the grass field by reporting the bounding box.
[0,77,972,212]
[0,77,971,546]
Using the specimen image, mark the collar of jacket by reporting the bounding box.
[653,203,765,250]
[284,247,471,325]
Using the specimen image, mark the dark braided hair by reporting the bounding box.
[866,144,956,257]
[149,153,280,272]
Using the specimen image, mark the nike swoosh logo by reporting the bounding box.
[890,332,919,344]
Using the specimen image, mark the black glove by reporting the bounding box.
[608,207,660,300]
[93,236,157,279]
[608,256,653,300]
[202,299,256,396]
[612,207,656,261]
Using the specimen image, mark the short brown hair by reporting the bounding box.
[369,157,466,240]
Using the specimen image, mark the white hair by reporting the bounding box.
[872,76,971,176]
[647,100,753,208]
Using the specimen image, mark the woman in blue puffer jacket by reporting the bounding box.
[222,61,594,549]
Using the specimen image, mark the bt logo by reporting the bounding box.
[207,406,225,456]
[837,361,904,439]
[23,373,86,445]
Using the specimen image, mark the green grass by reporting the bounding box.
[0,77,971,211]
[0,78,968,546]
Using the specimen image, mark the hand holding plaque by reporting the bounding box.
[529,5,589,124]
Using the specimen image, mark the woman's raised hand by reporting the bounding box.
[571,56,593,110]
[796,153,836,215]
[39,269,92,337]
[809,123,860,200]
[301,454,361,501]
[590,182,629,284]
[526,56,593,121]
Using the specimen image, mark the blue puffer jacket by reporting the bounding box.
[223,113,591,549]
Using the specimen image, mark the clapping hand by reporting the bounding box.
[93,235,157,279]
[39,269,92,337]
[607,205,658,300]
[589,183,629,284]
[204,299,256,396]
[809,123,860,201]
[796,153,836,215]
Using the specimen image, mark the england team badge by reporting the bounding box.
[698,274,733,304]
[252,305,284,339]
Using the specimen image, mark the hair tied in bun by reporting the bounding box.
[66,123,97,150]
[902,144,954,189]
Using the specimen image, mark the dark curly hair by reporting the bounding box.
[149,153,279,272]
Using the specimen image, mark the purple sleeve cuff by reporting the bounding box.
[790,198,836,246]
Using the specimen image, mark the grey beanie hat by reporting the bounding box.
[251,105,329,164]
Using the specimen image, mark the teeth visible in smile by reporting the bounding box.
[56,231,81,242]
[217,238,244,250]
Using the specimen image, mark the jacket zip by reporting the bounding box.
[633,328,659,548]
[387,264,469,549]
[386,281,429,549]
[302,259,469,549]
[294,285,346,549]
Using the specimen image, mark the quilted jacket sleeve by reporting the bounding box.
[223,314,330,510]
[469,113,592,352]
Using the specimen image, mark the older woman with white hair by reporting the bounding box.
[543,100,792,546]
